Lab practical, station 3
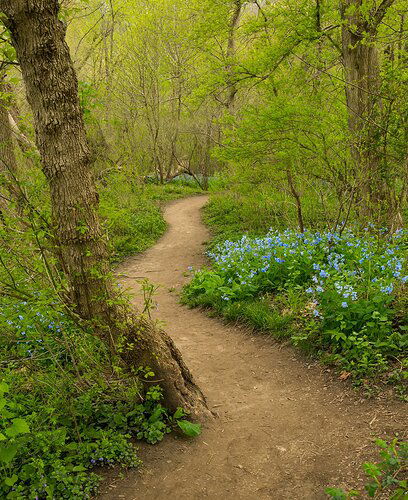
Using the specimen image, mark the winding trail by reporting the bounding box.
[101,196,406,500]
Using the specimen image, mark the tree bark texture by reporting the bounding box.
[341,0,395,217]
[1,0,207,417]
[225,0,242,110]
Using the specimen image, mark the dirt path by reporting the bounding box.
[101,195,406,500]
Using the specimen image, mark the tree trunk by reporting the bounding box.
[0,75,24,213]
[286,169,304,233]
[225,0,242,110]
[1,0,207,417]
[341,0,395,218]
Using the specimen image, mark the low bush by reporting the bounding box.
[0,293,200,498]
[183,227,408,386]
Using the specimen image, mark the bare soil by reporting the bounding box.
[100,195,407,500]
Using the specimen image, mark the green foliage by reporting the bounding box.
[326,439,408,499]
[204,188,339,245]
[176,419,201,437]
[183,227,408,385]
[0,299,130,498]
[0,296,200,498]
[78,81,99,123]
[99,172,201,259]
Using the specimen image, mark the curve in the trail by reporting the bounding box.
[100,195,406,500]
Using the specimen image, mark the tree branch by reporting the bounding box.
[373,0,396,28]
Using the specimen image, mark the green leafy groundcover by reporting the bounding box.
[0,299,200,499]
[183,227,408,386]
[326,439,407,499]
[99,175,202,259]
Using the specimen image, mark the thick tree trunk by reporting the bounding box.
[1,0,207,417]
[341,0,395,218]
[225,0,242,110]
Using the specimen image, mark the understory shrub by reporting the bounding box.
[203,185,339,243]
[183,227,408,385]
[0,297,200,499]
[99,173,202,259]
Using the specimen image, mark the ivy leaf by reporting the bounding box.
[173,407,185,420]
[0,444,18,464]
[5,418,30,438]
[177,419,201,437]
[0,382,9,395]
[4,474,18,486]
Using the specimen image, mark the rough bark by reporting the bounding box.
[225,0,242,110]
[340,0,395,217]
[1,0,207,417]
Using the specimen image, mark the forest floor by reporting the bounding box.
[99,195,407,500]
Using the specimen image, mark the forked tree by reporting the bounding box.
[0,0,207,417]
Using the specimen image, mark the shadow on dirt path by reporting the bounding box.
[99,195,406,500]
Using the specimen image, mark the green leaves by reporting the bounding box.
[171,407,202,437]
[327,439,408,499]
[0,382,10,395]
[0,443,18,465]
[177,419,201,437]
[324,487,348,499]
[5,418,30,438]
[0,393,30,472]
[325,487,360,499]
[4,474,18,487]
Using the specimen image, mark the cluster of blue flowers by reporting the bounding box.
[181,226,408,375]
[2,301,66,358]
[205,227,407,320]
[90,457,113,465]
